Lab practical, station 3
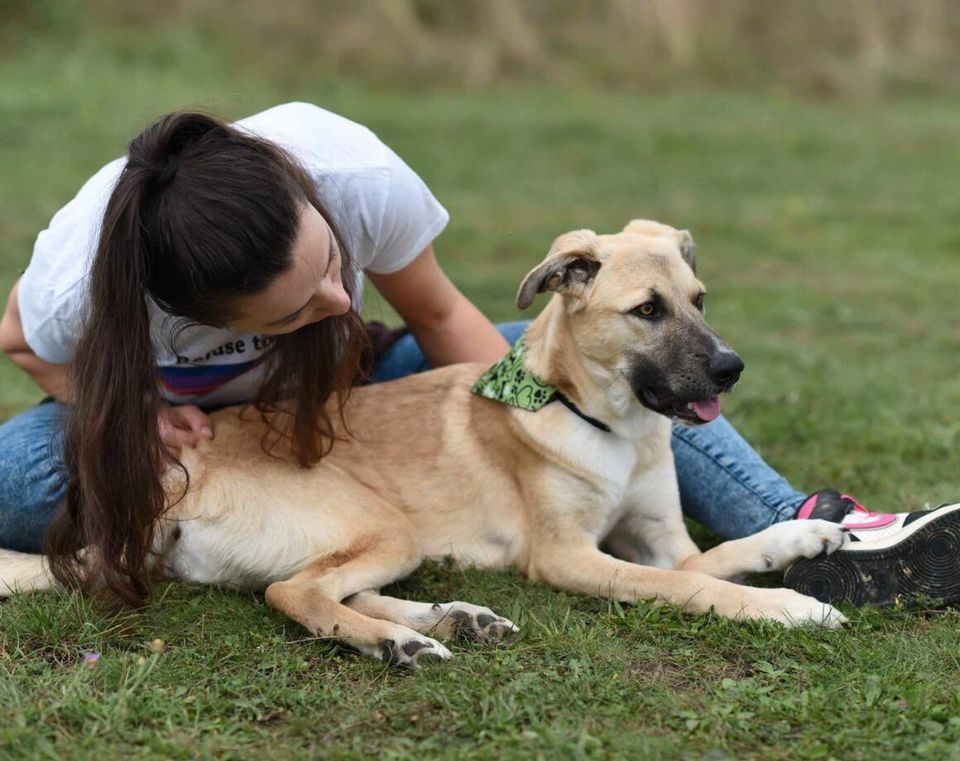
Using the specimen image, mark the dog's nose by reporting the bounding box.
[707,351,744,387]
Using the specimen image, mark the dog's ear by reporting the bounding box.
[516,229,601,310]
[675,230,696,274]
[622,219,697,274]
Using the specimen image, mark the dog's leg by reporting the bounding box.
[264,528,452,667]
[608,464,703,569]
[613,467,845,581]
[677,519,847,581]
[531,538,846,627]
[0,550,54,596]
[607,512,701,569]
[344,590,518,643]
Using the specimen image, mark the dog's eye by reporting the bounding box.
[694,293,705,311]
[633,302,657,318]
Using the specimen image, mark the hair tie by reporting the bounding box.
[154,155,180,188]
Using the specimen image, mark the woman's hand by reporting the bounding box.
[158,403,214,456]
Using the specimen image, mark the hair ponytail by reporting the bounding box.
[45,110,368,606]
[47,158,170,606]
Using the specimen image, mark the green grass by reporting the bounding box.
[3,29,960,760]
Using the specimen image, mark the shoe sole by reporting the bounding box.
[783,503,960,607]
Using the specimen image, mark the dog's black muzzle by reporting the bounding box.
[629,347,745,425]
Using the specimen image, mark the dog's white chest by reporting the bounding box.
[527,406,639,501]
[575,428,637,498]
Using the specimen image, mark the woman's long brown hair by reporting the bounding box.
[45,111,367,607]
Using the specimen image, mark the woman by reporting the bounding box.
[0,102,953,608]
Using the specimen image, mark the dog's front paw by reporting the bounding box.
[757,519,847,571]
[739,587,847,629]
[793,519,847,558]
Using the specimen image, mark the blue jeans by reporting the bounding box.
[0,320,805,552]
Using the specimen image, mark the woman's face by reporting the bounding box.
[227,204,352,335]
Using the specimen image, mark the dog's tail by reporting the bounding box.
[0,549,55,597]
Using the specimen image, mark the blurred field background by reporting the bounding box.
[2,2,960,759]
[6,0,960,96]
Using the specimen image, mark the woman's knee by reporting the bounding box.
[0,402,69,552]
[671,416,804,538]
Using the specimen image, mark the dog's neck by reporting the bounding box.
[522,298,658,437]
[523,299,593,397]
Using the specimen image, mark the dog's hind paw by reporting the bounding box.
[428,601,519,643]
[373,633,453,668]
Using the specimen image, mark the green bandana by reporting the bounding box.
[471,337,558,411]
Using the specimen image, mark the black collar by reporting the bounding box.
[553,392,612,433]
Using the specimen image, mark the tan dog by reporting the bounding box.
[0,220,847,666]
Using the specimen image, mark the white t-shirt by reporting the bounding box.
[18,102,449,406]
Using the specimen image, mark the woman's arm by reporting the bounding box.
[0,279,73,402]
[366,246,509,367]
[1,278,213,452]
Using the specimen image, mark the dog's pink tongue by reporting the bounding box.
[693,397,721,422]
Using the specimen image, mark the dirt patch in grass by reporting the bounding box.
[623,655,753,691]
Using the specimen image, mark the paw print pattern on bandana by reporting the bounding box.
[471,338,558,411]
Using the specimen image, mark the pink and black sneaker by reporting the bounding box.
[784,490,960,607]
